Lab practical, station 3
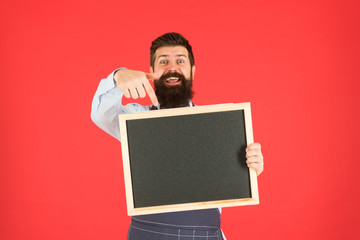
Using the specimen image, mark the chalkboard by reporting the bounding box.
[118,103,259,216]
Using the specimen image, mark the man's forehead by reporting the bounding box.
[155,46,189,59]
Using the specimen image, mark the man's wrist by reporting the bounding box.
[113,68,125,84]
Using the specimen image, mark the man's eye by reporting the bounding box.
[160,60,167,64]
[178,60,184,64]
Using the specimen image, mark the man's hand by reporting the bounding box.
[246,143,264,176]
[114,69,160,106]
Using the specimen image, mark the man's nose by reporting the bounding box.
[167,61,178,72]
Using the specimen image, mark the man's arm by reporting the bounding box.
[91,69,155,140]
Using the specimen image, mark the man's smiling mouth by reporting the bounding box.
[166,77,181,85]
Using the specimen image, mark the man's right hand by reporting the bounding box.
[114,69,160,106]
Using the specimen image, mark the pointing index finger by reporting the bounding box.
[142,78,158,106]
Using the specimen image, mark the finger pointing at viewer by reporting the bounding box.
[114,69,160,106]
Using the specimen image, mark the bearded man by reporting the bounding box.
[91,32,264,240]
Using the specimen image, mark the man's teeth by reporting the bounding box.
[166,77,179,82]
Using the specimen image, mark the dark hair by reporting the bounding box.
[150,32,195,70]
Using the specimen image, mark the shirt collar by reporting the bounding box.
[150,100,195,110]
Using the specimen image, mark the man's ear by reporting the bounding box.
[192,65,196,79]
[150,66,153,73]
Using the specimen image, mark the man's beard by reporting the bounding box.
[154,71,194,108]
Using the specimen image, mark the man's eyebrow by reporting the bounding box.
[157,54,187,59]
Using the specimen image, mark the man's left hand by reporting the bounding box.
[246,143,264,176]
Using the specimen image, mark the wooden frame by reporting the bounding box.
[118,103,259,216]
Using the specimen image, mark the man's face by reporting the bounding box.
[151,46,195,108]
[151,46,195,84]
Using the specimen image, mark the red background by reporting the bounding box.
[1,0,359,239]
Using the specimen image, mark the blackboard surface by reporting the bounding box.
[119,103,259,215]
[126,110,251,208]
